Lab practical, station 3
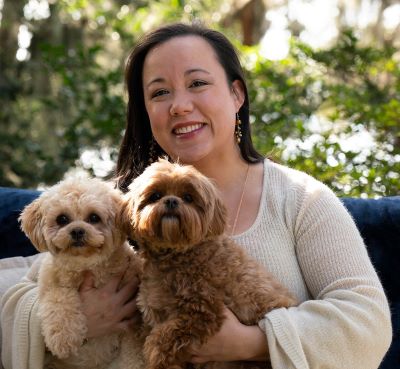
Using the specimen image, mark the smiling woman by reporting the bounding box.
[111,22,392,369]
[116,23,264,191]
[142,35,244,166]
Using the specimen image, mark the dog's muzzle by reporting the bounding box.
[70,228,85,247]
[164,197,179,210]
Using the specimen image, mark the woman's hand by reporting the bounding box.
[78,271,140,339]
[189,306,269,363]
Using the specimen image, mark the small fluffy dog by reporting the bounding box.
[122,159,297,369]
[19,177,145,369]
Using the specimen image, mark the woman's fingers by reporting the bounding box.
[117,293,139,320]
[79,271,96,292]
[78,271,141,338]
[115,275,140,304]
[116,316,139,333]
[190,354,208,364]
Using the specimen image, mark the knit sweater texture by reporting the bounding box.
[1,159,392,369]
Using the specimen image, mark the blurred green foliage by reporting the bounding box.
[0,1,399,196]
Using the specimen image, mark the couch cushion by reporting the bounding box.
[342,197,400,369]
[0,187,40,259]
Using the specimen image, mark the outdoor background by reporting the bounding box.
[1,0,399,197]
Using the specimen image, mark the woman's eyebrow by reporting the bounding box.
[185,68,210,76]
[146,77,165,88]
[145,68,211,88]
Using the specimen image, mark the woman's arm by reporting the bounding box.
[262,185,392,369]
[1,254,140,369]
[189,306,269,363]
[1,254,45,369]
[190,174,392,369]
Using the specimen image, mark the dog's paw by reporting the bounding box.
[144,340,170,369]
[44,333,84,359]
[39,298,87,359]
[144,336,188,369]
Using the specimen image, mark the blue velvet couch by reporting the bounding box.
[0,187,399,368]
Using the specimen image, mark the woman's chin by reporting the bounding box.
[168,146,213,165]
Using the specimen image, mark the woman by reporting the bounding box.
[113,23,392,367]
[1,23,391,369]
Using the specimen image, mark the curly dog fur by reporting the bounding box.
[122,159,297,369]
[20,177,145,369]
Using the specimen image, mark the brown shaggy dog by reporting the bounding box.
[122,159,297,369]
[19,177,145,369]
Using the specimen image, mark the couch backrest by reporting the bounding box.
[342,197,400,369]
[0,187,41,259]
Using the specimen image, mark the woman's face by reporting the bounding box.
[142,35,244,165]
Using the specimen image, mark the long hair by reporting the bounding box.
[115,23,263,192]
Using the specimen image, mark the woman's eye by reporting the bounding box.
[88,213,101,224]
[152,89,169,98]
[56,214,70,226]
[149,191,162,203]
[190,80,207,88]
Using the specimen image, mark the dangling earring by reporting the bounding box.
[235,113,242,144]
[148,137,157,164]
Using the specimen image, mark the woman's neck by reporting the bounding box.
[192,151,265,236]
[191,151,255,234]
[191,150,248,192]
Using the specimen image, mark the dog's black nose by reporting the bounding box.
[70,228,85,241]
[164,197,178,210]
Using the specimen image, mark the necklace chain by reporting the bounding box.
[231,164,250,236]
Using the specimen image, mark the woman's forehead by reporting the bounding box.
[143,35,221,77]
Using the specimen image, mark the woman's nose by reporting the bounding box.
[169,91,193,116]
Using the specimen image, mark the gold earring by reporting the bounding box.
[235,113,242,144]
[148,137,157,164]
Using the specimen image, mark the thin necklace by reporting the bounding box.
[231,163,250,236]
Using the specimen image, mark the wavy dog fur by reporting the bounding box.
[122,159,297,369]
[20,177,145,369]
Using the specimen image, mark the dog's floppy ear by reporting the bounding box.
[116,194,136,239]
[208,194,227,237]
[19,198,48,252]
[196,174,227,237]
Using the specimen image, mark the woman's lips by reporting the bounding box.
[173,123,204,135]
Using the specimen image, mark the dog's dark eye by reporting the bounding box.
[182,193,193,203]
[88,213,101,224]
[56,214,70,226]
[148,191,162,203]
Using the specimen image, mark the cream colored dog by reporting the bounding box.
[19,177,145,369]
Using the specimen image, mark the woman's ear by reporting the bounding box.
[231,79,245,111]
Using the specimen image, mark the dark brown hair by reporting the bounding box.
[115,23,263,191]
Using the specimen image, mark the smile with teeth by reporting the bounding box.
[174,123,204,135]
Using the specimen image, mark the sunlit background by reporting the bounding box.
[1,0,399,196]
[5,0,400,61]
